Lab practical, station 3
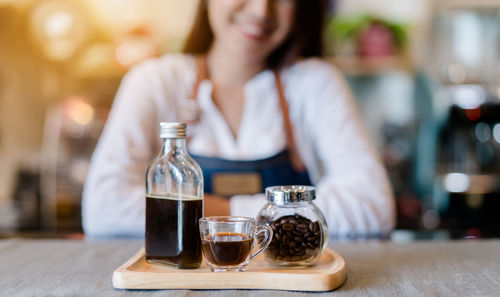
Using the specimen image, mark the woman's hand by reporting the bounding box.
[204,193,230,216]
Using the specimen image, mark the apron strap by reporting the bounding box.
[191,55,306,172]
[273,70,306,172]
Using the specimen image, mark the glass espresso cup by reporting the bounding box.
[199,216,273,272]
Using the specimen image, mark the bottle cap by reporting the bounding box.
[265,185,316,204]
[160,122,187,138]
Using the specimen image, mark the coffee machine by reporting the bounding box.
[425,1,500,238]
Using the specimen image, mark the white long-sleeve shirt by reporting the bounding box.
[82,54,395,238]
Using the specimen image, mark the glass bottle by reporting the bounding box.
[145,122,204,268]
[257,186,328,267]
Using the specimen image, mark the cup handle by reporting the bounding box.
[250,225,273,260]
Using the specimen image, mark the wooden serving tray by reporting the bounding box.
[113,248,346,292]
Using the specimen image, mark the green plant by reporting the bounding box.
[326,14,408,52]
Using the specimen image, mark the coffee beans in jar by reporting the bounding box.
[266,215,321,262]
[257,186,328,267]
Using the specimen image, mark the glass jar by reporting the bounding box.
[256,185,328,267]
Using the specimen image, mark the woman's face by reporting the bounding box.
[207,0,295,64]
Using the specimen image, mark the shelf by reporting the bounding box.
[327,55,414,76]
[439,0,500,9]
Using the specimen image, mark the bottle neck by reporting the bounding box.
[161,137,187,155]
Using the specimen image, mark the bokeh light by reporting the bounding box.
[64,97,94,126]
[444,173,470,193]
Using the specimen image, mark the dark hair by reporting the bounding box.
[183,0,325,69]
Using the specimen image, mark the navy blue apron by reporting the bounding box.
[188,56,311,196]
[191,150,311,195]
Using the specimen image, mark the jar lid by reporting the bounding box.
[265,185,316,204]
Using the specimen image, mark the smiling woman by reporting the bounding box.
[82,0,395,239]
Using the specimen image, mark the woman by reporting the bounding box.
[82,0,395,238]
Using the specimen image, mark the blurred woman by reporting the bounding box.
[82,0,395,238]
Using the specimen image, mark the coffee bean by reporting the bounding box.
[297,223,308,230]
[307,236,318,242]
[263,214,323,263]
[282,223,294,231]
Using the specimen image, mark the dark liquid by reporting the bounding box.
[145,194,203,269]
[201,232,253,266]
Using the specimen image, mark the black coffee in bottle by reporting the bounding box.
[145,123,204,269]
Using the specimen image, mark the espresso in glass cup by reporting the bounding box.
[199,216,273,272]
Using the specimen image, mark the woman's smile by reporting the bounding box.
[233,18,273,42]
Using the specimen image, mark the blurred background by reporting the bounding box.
[1,0,499,240]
